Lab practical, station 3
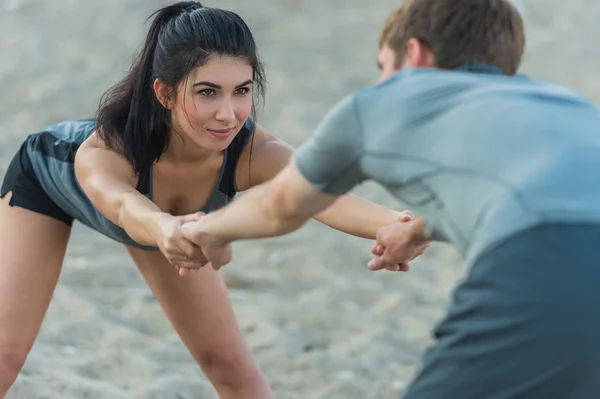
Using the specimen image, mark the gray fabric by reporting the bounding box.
[295,66,600,397]
[295,95,365,195]
[402,223,600,399]
[294,66,600,264]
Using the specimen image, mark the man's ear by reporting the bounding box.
[403,38,436,68]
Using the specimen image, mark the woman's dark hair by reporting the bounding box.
[95,1,266,175]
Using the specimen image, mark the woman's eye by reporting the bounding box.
[198,89,215,96]
[235,87,250,95]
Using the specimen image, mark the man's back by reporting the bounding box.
[297,65,600,262]
[292,1,600,397]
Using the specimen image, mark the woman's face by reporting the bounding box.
[169,56,254,152]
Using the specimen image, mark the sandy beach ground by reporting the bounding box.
[1,0,599,398]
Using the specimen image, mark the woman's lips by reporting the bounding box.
[207,128,235,139]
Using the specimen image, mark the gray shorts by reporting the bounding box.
[403,223,600,399]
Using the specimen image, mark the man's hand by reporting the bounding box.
[150,211,210,274]
[367,213,430,271]
[174,212,211,277]
[180,217,233,271]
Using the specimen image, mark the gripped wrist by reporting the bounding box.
[193,213,227,246]
[410,217,430,244]
[148,211,172,243]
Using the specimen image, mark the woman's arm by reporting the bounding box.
[234,124,404,239]
[74,132,172,246]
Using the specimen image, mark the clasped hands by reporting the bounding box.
[155,210,430,277]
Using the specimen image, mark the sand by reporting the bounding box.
[1,0,599,398]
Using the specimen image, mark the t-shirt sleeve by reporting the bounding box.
[294,94,365,195]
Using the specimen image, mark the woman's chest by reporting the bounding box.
[149,159,224,216]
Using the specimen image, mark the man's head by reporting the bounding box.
[377,0,525,81]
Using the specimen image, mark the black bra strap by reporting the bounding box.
[218,118,255,199]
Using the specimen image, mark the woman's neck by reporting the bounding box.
[161,130,218,165]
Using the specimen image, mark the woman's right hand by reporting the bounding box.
[151,212,208,275]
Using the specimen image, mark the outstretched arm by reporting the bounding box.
[75,132,205,268]
[229,124,406,240]
[188,155,338,244]
[180,156,339,268]
[182,154,427,270]
[75,132,168,246]
[182,95,430,269]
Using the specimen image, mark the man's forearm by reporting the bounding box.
[197,182,311,244]
[183,161,340,246]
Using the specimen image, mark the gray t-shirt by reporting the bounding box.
[295,65,600,263]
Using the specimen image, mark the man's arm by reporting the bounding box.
[183,93,434,270]
[181,95,367,267]
[233,124,408,240]
[185,156,338,245]
[192,94,366,242]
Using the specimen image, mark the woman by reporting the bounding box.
[0,2,422,397]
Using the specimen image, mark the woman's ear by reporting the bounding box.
[153,78,173,109]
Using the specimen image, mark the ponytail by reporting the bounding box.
[95,1,202,176]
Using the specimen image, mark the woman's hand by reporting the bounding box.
[180,218,233,271]
[368,211,431,272]
[368,210,431,272]
[150,211,209,276]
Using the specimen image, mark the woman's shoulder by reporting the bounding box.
[40,118,97,145]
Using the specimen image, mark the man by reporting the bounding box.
[182,0,600,397]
